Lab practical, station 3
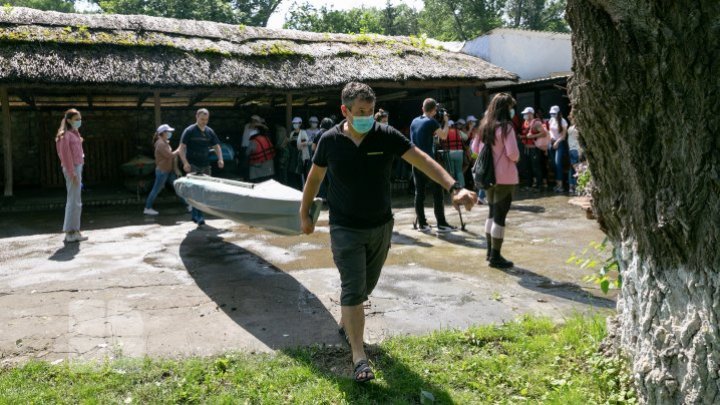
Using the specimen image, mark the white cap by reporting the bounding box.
[156,124,174,133]
[466,115,478,122]
[550,105,560,114]
[521,107,535,115]
[309,116,319,123]
[292,117,302,124]
[448,120,455,127]
[456,118,466,125]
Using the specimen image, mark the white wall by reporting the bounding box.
[462,29,571,80]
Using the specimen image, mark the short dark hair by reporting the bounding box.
[320,117,334,130]
[341,82,376,108]
[422,98,437,113]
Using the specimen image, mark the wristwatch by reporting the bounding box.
[449,182,463,194]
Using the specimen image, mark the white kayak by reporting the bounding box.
[173,174,323,235]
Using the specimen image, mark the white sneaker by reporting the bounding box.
[64,232,78,243]
[74,232,88,242]
[144,208,159,215]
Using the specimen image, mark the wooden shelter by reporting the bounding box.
[0,7,517,195]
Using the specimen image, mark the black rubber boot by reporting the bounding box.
[489,238,514,269]
[485,233,492,261]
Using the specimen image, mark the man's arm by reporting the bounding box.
[177,143,191,173]
[213,144,224,169]
[402,146,476,210]
[299,164,327,234]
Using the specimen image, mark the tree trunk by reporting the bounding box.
[567,1,720,403]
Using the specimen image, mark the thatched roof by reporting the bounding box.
[0,7,517,92]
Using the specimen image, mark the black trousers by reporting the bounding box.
[413,168,447,225]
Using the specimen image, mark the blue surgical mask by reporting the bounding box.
[351,115,374,134]
[167,132,173,140]
[72,120,82,129]
[509,109,515,119]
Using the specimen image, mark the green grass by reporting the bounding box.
[0,315,636,404]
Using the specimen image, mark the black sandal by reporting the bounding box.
[353,359,375,383]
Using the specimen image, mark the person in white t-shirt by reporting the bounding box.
[548,105,569,193]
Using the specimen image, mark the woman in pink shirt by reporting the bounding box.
[472,93,519,269]
[55,108,87,243]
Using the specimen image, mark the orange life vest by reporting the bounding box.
[249,135,275,165]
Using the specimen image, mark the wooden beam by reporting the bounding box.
[233,96,257,107]
[87,95,94,109]
[1,87,12,197]
[16,92,36,109]
[368,80,493,89]
[153,91,161,127]
[188,92,212,107]
[285,93,292,132]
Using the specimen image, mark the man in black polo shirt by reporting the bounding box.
[410,98,455,232]
[178,108,224,226]
[299,82,476,383]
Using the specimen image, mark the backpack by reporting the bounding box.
[473,143,496,190]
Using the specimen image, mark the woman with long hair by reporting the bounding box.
[473,93,520,268]
[55,108,87,243]
[144,124,180,215]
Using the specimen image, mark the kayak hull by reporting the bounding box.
[174,175,322,235]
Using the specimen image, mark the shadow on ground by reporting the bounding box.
[179,226,453,401]
[499,266,615,308]
[48,243,80,262]
[0,203,191,238]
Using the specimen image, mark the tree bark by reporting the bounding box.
[567,1,720,403]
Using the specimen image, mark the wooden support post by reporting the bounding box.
[285,93,293,131]
[1,87,12,197]
[154,91,161,128]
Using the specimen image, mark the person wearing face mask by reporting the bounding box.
[239,115,266,180]
[519,107,548,192]
[306,116,322,144]
[299,82,476,383]
[55,108,88,243]
[246,117,275,183]
[439,118,467,190]
[291,117,313,188]
[286,117,306,189]
[547,105,569,192]
[410,98,455,232]
[144,124,182,215]
[470,93,520,268]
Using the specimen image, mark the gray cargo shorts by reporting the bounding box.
[330,219,394,306]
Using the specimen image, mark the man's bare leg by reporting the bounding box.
[340,304,372,379]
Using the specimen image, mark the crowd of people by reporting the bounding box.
[53,83,586,384]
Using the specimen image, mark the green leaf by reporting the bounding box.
[600,280,610,294]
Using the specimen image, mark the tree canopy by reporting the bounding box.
[284,0,568,40]
[4,0,75,12]
[93,0,282,25]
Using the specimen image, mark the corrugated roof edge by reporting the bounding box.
[481,28,571,39]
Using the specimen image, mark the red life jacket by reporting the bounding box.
[248,135,275,165]
[440,128,464,151]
